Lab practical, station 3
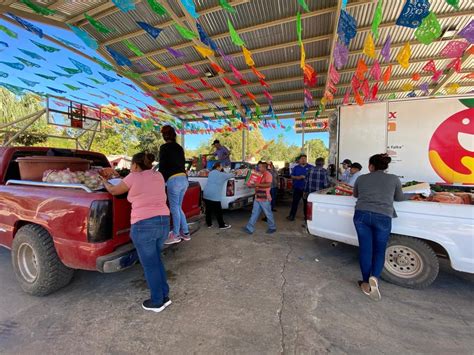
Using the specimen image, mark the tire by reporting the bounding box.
[381,235,439,289]
[12,224,74,296]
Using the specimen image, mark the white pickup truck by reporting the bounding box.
[188,162,255,210]
[306,192,474,288]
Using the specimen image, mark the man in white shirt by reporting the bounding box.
[347,162,362,187]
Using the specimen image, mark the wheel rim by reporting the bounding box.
[17,243,38,283]
[385,245,423,279]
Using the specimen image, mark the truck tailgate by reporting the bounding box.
[112,195,131,239]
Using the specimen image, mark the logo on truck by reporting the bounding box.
[428,100,474,184]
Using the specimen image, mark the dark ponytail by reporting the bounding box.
[132,152,155,170]
[369,153,391,171]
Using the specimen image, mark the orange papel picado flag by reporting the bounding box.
[251,66,265,79]
[382,64,392,84]
[355,59,368,81]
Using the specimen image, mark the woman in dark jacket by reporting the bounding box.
[353,154,405,301]
[159,126,189,245]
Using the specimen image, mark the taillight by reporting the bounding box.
[88,200,112,243]
[306,201,313,221]
[226,180,235,196]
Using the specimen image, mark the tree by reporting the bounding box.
[194,129,266,161]
[260,134,301,162]
[133,128,164,157]
[184,131,327,164]
[304,139,329,164]
[89,124,137,156]
[0,88,52,146]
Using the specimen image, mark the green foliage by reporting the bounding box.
[304,139,329,164]
[185,130,328,164]
[133,128,164,157]
[88,125,137,156]
[0,88,51,146]
[260,134,301,162]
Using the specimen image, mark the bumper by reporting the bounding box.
[96,214,203,273]
[96,242,138,273]
[187,213,203,235]
[228,196,254,210]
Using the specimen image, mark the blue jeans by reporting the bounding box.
[353,210,392,282]
[270,187,278,210]
[246,200,276,232]
[167,175,189,235]
[130,215,170,304]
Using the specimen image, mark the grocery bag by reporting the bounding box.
[245,170,263,187]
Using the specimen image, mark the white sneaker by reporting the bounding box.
[164,233,181,245]
[219,224,232,230]
[142,299,167,313]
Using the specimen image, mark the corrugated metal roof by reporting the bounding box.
[4,0,473,120]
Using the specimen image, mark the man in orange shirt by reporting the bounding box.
[243,161,277,234]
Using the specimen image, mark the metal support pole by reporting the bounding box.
[2,112,43,146]
[77,140,85,150]
[0,109,46,130]
[301,123,305,152]
[180,119,186,149]
[242,129,246,161]
[86,122,99,151]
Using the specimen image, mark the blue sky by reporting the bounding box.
[0,16,328,150]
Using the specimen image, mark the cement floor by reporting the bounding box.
[0,206,473,354]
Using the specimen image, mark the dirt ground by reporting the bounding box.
[0,203,473,354]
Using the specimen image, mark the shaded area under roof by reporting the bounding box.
[1,0,473,122]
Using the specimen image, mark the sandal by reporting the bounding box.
[358,281,371,296]
[369,277,381,301]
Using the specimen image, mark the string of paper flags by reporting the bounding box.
[1,0,473,135]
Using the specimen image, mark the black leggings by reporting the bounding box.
[289,188,307,219]
[204,199,226,228]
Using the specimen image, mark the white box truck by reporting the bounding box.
[307,96,474,288]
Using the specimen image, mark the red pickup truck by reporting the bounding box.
[0,147,202,296]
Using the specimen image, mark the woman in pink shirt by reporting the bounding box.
[102,152,171,313]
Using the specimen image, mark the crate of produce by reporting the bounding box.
[335,183,353,196]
